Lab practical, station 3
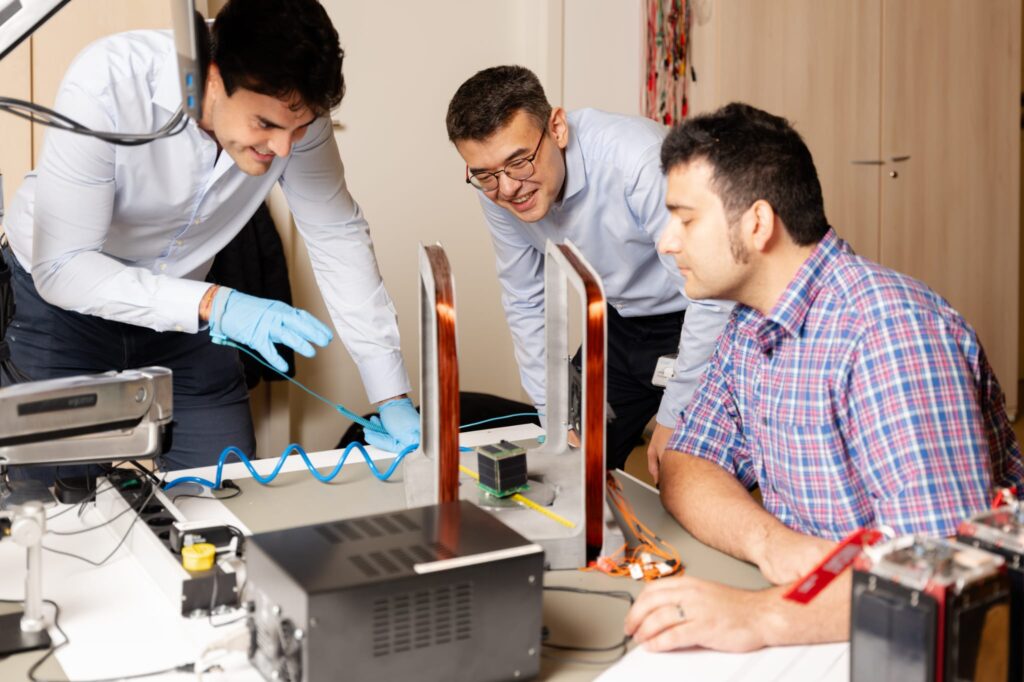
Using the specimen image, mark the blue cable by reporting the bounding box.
[163,442,477,491]
[458,412,540,430]
[164,441,419,490]
[167,338,545,492]
[219,339,385,433]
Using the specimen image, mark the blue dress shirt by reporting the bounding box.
[3,31,410,403]
[479,109,733,427]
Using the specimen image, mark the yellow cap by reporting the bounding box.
[181,542,216,571]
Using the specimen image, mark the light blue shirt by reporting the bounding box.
[479,108,733,427]
[3,30,410,404]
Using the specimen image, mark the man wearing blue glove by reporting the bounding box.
[0,0,419,481]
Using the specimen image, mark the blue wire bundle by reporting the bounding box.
[162,339,541,492]
[163,441,418,490]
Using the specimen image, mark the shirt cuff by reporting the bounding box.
[158,278,216,333]
[356,350,412,405]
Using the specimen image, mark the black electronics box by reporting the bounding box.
[850,536,1010,682]
[246,500,544,682]
[958,507,1024,682]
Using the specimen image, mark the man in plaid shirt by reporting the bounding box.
[625,103,1024,652]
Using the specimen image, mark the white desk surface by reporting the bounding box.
[0,425,847,681]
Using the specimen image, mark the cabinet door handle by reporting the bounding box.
[890,155,911,163]
[850,159,884,165]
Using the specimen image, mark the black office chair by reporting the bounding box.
[336,391,539,448]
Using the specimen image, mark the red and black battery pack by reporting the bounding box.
[850,536,1010,682]
[958,507,1024,682]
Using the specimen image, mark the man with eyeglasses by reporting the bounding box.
[446,65,733,474]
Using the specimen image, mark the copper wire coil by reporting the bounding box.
[558,244,606,562]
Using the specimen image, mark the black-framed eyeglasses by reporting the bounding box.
[465,131,545,192]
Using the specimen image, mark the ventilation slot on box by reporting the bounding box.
[371,582,474,657]
[317,510,423,546]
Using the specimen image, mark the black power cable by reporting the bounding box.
[540,586,636,665]
[42,471,167,567]
[0,99,189,147]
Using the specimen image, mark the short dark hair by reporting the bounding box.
[661,103,830,245]
[446,65,552,142]
[212,0,345,117]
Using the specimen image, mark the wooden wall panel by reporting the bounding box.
[28,1,203,163]
[0,41,32,224]
[691,0,883,261]
[881,0,1021,414]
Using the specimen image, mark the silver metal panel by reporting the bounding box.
[0,367,172,466]
[404,240,608,568]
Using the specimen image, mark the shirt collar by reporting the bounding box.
[763,228,841,341]
[556,124,586,206]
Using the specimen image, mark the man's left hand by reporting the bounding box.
[364,397,420,453]
[625,575,769,653]
[647,422,674,485]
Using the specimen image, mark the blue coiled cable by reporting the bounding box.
[163,340,541,492]
[163,441,419,491]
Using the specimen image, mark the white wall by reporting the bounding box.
[266,1,567,453]
[0,0,652,457]
[563,0,644,115]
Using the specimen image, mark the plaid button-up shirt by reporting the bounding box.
[667,230,1024,540]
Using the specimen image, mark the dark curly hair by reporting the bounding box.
[661,103,830,246]
[212,0,345,117]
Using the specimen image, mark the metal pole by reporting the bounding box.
[12,501,46,632]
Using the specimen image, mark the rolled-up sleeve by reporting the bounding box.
[657,296,733,427]
[279,118,410,403]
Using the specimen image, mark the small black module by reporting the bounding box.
[476,440,528,497]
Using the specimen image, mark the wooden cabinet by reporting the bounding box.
[0,2,212,181]
[0,41,31,216]
[0,1,173,212]
[689,0,1020,415]
[880,0,1020,418]
[28,1,174,161]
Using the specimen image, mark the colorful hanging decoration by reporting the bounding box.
[645,0,692,126]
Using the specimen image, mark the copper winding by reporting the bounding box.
[557,244,606,562]
[424,245,461,504]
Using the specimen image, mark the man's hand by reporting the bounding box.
[567,430,580,448]
[625,575,770,653]
[207,288,332,373]
[364,397,420,453]
[646,422,675,484]
[626,570,850,652]
[752,524,836,586]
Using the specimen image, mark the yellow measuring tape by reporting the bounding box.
[458,465,576,529]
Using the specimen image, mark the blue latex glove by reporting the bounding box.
[364,398,420,453]
[208,288,332,373]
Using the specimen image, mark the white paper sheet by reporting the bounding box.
[596,642,849,682]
